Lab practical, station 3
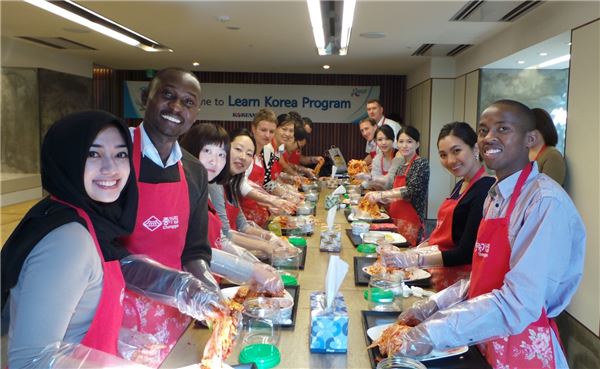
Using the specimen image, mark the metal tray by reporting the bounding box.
[361,310,492,369]
[353,257,432,287]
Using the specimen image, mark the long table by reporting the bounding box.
[161,189,485,368]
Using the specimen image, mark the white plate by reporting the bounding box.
[361,266,431,282]
[348,213,390,222]
[221,286,293,302]
[364,231,407,245]
[367,323,468,361]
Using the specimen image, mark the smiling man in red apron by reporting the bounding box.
[120,68,227,367]
[382,100,585,369]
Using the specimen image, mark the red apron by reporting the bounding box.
[207,200,223,283]
[52,197,125,355]
[207,200,223,250]
[388,156,423,246]
[284,149,302,165]
[224,188,240,232]
[240,155,270,227]
[427,167,485,290]
[468,163,560,369]
[120,127,191,367]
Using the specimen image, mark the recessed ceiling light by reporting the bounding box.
[539,52,548,56]
[323,65,330,70]
[517,60,526,64]
[217,15,230,22]
[192,62,200,67]
[359,32,386,39]
[226,26,240,30]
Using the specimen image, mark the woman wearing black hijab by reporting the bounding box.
[2,111,227,368]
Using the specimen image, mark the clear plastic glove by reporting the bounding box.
[17,342,150,369]
[390,325,434,357]
[267,234,295,251]
[355,172,372,181]
[119,328,166,367]
[219,236,261,263]
[120,255,227,321]
[250,263,284,295]
[211,249,283,295]
[396,298,439,327]
[364,191,381,204]
[429,278,470,310]
[381,249,421,268]
[272,197,297,214]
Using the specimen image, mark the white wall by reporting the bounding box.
[1,36,93,77]
[428,79,456,219]
[563,19,600,335]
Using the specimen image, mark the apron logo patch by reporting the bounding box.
[143,216,162,231]
[162,216,179,230]
[142,215,180,231]
[475,242,490,257]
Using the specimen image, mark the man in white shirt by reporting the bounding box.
[366,99,402,146]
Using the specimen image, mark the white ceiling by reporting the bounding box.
[1,1,568,74]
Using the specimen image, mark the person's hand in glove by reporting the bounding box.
[355,172,372,181]
[387,325,434,357]
[250,263,284,296]
[267,233,295,251]
[272,198,297,214]
[381,248,421,268]
[364,191,382,204]
[183,260,229,320]
[396,298,439,327]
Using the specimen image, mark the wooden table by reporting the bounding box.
[162,189,422,368]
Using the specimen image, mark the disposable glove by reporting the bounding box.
[267,234,295,251]
[182,259,229,320]
[396,299,439,327]
[250,263,284,296]
[210,249,283,296]
[381,249,421,268]
[15,342,150,369]
[389,324,434,357]
[120,255,227,321]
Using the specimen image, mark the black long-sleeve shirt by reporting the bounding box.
[440,176,496,266]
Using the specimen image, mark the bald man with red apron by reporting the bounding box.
[469,163,561,368]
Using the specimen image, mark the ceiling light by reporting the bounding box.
[517,60,526,64]
[539,52,548,56]
[24,0,170,51]
[323,65,330,69]
[307,0,356,56]
[307,0,326,55]
[340,0,356,55]
[192,62,200,67]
